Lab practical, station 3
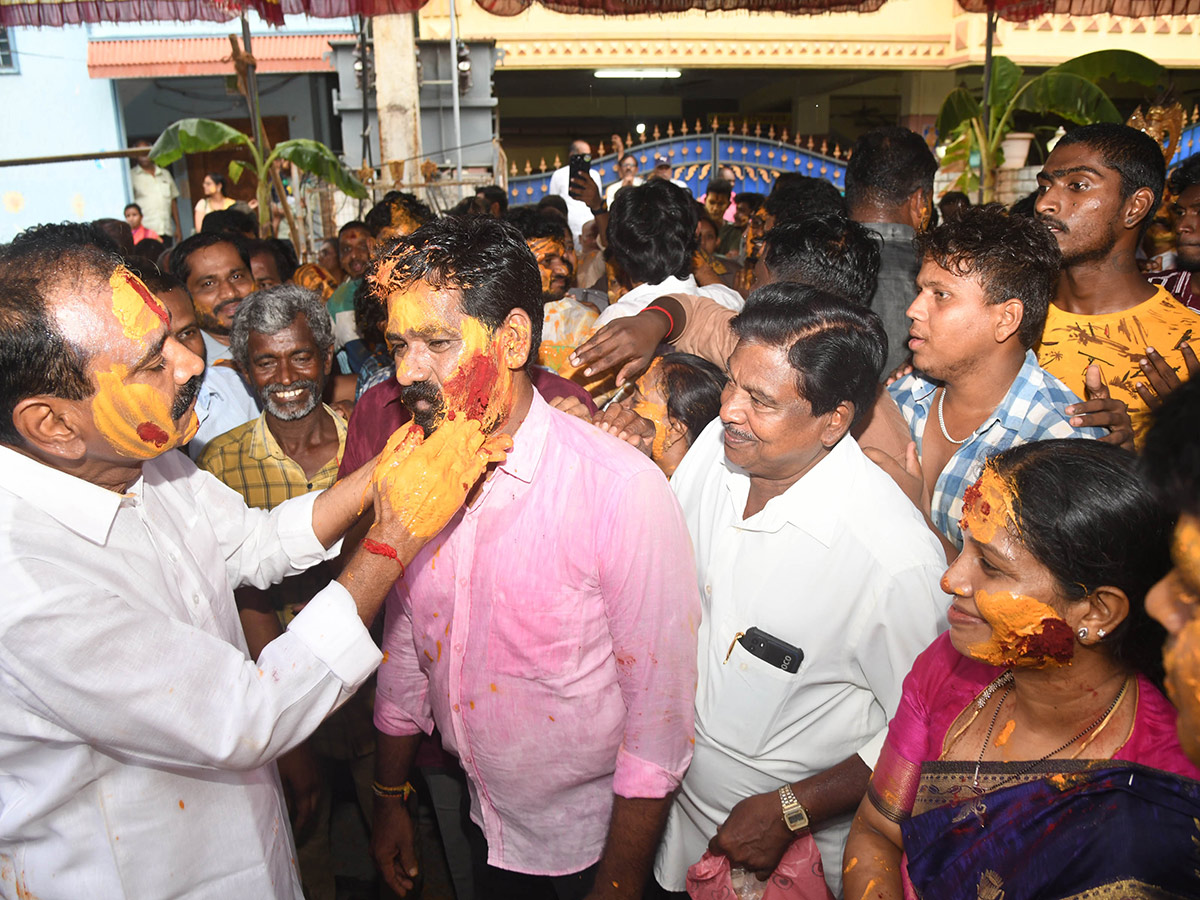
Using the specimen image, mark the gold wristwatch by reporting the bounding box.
[778,784,810,832]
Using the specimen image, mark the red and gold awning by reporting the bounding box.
[956,0,1200,20]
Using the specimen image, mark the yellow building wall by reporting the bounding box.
[418,0,1200,72]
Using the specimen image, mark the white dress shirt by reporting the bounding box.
[654,424,948,897]
[594,275,744,329]
[0,447,381,899]
[547,165,604,249]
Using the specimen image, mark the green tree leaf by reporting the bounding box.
[269,140,368,199]
[987,57,1022,121]
[936,88,982,140]
[1015,72,1122,126]
[227,160,246,184]
[150,118,251,168]
[1049,49,1164,89]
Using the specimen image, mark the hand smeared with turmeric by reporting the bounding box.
[371,417,512,543]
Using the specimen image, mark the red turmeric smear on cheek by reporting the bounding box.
[443,353,500,425]
[136,422,170,448]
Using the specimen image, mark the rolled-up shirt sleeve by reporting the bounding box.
[374,584,435,737]
[598,468,700,798]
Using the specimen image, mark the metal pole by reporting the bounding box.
[979,4,996,205]
[448,0,464,185]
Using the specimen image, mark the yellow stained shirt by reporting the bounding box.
[1037,285,1199,445]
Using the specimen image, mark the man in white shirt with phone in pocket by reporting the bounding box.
[653,283,947,899]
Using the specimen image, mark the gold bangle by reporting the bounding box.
[372,780,415,800]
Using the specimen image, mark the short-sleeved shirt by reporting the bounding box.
[198,405,347,511]
[890,350,1104,549]
[1037,286,1199,445]
[1148,269,1199,311]
[130,165,180,238]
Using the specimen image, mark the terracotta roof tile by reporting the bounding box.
[87,34,343,78]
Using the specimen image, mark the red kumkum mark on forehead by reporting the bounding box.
[123,271,170,327]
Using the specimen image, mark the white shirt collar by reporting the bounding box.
[0,445,129,544]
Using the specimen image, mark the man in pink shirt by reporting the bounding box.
[364,217,700,900]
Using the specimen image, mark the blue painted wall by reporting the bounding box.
[0,26,128,242]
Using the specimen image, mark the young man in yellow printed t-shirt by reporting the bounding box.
[1034,123,1199,446]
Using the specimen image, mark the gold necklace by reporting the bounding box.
[957,670,1131,828]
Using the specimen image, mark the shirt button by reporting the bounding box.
[455,643,463,653]
[192,594,201,605]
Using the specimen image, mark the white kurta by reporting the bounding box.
[593,275,744,329]
[0,447,381,899]
[655,423,948,898]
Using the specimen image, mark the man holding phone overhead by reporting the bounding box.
[548,139,604,250]
[652,284,947,899]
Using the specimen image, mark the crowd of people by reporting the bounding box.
[2,120,1200,900]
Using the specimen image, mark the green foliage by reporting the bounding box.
[269,140,368,200]
[935,49,1166,202]
[150,118,252,168]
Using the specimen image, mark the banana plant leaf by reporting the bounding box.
[986,56,1022,132]
[269,139,369,200]
[1048,49,1165,88]
[936,88,982,140]
[150,118,253,169]
[1014,72,1123,125]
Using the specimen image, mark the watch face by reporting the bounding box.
[784,807,809,831]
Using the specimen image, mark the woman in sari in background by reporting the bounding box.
[844,439,1200,900]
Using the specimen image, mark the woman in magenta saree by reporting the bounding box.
[844,440,1200,900]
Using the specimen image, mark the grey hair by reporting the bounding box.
[230,284,335,371]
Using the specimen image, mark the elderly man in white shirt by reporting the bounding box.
[0,228,506,900]
[596,179,743,330]
[653,284,947,899]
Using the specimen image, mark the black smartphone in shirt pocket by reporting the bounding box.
[739,627,803,674]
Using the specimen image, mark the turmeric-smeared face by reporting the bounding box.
[383,278,528,435]
[55,266,204,462]
[942,468,1076,668]
[526,236,571,302]
[1147,513,1200,764]
[621,358,670,461]
[377,205,426,243]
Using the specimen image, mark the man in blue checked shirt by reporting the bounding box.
[883,207,1110,554]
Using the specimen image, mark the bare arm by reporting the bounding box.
[171,197,183,239]
[843,793,905,900]
[586,796,674,900]
[709,754,871,879]
[370,731,425,896]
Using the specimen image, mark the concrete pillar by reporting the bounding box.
[373,13,422,189]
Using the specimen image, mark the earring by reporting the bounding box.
[1097,628,1107,639]
[1077,626,1089,640]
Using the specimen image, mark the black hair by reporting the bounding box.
[505,206,571,244]
[991,439,1172,687]
[131,238,165,262]
[124,202,143,215]
[1055,123,1167,227]
[1168,154,1200,198]
[915,206,1061,348]
[247,238,297,283]
[845,126,937,210]
[537,195,568,217]
[365,216,543,366]
[364,191,436,238]
[938,191,971,223]
[93,218,135,256]
[730,282,887,427]
[0,232,118,444]
[735,192,765,211]
[11,222,121,257]
[762,213,881,306]
[658,352,727,445]
[606,179,697,286]
[200,207,257,237]
[475,185,509,215]
[170,232,252,288]
[206,172,228,193]
[338,220,372,240]
[766,172,848,221]
[618,153,638,167]
[1142,376,1200,519]
[124,260,184,297]
[353,275,386,353]
[1009,189,1040,219]
[706,178,733,198]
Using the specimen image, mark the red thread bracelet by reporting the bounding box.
[644,304,675,341]
[362,538,405,577]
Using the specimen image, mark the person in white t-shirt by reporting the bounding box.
[597,179,743,329]
[547,139,604,249]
